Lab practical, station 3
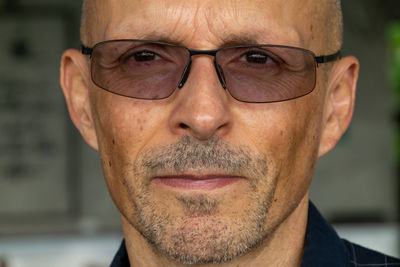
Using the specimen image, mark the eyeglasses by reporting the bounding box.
[81,39,341,103]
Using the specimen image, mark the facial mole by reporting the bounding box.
[310,25,314,40]
[109,161,112,167]
[112,139,115,145]
[137,118,147,125]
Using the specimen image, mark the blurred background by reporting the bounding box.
[0,0,399,266]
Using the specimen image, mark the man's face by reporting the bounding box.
[83,0,331,264]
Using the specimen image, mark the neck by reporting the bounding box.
[121,194,309,267]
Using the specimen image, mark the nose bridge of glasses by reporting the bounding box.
[177,48,226,89]
[189,49,218,57]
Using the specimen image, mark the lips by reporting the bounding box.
[152,175,243,190]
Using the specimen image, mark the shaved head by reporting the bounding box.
[316,0,343,50]
[80,0,343,51]
[80,0,102,45]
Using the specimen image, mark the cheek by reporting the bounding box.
[98,108,146,159]
[94,95,162,160]
[90,93,168,206]
[275,100,323,199]
[239,100,320,153]
[236,96,324,196]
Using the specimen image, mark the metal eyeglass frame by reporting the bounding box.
[81,39,342,102]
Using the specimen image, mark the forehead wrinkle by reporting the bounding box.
[103,1,200,45]
[202,0,304,48]
[97,0,317,50]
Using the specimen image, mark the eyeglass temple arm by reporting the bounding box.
[315,50,342,66]
[81,45,93,57]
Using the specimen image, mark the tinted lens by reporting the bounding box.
[217,46,316,103]
[91,40,189,99]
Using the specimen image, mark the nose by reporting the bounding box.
[168,57,233,140]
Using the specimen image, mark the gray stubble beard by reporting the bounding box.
[122,136,277,264]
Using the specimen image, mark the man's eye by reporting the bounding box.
[133,51,159,62]
[244,52,271,64]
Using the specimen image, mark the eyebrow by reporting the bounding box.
[218,34,261,47]
[129,31,262,48]
[133,32,182,45]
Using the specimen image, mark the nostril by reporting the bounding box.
[179,123,189,129]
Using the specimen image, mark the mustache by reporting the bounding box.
[136,135,267,178]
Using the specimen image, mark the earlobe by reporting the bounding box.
[318,56,359,157]
[60,49,99,150]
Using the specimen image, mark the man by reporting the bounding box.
[60,0,400,266]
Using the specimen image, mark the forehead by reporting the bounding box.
[95,0,316,49]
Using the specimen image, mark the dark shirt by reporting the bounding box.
[111,202,400,266]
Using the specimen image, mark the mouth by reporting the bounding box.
[151,175,244,190]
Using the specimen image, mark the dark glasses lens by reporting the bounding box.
[216,46,316,103]
[88,40,318,102]
[91,40,190,100]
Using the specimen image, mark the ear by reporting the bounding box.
[318,56,359,157]
[60,49,99,151]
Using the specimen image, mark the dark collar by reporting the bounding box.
[111,202,350,267]
[301,202,349,267]
[110,239,130,267]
